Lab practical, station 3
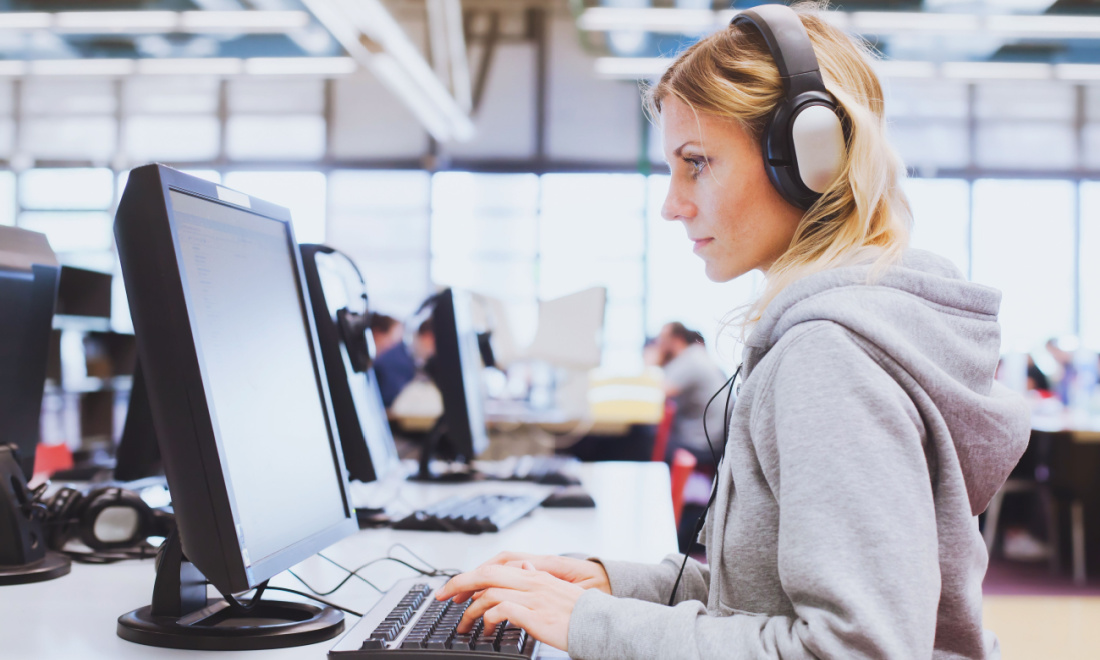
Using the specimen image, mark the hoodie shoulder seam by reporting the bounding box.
[748,321,840,435]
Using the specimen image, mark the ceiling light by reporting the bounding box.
[578,7,720,33]
[55,11,177,33]
[594,57,670,79]
[136,58,243,76]
[942,61,1052,80]
[243,57,357,75]
[0,13,50,30]
[852,11,978,34]
[873,60,937,79]
[0,61,28,76]
[29,59,137,76]
[1055,63,1100,81]
[180,11,312,33]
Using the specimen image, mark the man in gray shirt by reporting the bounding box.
[655,322,729,466]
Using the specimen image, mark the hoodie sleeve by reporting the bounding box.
[567,323,941,660]
[594,555,710,604]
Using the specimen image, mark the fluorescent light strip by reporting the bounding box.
[180,11,312,32]
[594,57,1085,82]
[30,59,136,76]
[54,11,177,32]
[1055,63,1100,81]
[0,10,313,34]
[136,58,244,76]
[243,56,357,75]
[0,13,50,30]
[941,61,1052,80]
[594,57,670,79]
[577,7,1100,40]
[3,57,354,77]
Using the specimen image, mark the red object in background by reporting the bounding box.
[651,398,677,463]
[33,442,73,478]
[670,448,698,528]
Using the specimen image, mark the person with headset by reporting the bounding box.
[434,3,1030,658]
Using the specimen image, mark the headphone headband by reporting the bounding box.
[729,4,846,209]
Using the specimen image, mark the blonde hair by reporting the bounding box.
[645,1,912,335]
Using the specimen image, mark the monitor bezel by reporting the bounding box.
[115,164,357,595]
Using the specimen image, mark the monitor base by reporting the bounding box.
[116,527,343,650]
[410,417,480,482]
[117,597,344,651]
[0,552,72,586]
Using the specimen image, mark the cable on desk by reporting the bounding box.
[286,549,461,601]
[222,581,269,613]
[265,586,362,618]
[387,543,461,578]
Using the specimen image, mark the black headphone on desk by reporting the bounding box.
[36,485,173,562]
[310,245,378,373]
[731,4,847,210]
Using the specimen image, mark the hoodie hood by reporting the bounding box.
[741,248,1030,515]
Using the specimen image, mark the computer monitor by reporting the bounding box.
[0,227,60,481]
[416,288,489,481]
[113,164,357,650]
[0,226,70,586]
[300,244,400,484]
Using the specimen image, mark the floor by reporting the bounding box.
[983,559,1100,659]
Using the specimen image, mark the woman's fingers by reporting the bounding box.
[436,563,542,602]
[455,587,536,633]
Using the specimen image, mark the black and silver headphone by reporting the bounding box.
[39,484,173,562]
[308,245,377,373]
[732,4,847,210]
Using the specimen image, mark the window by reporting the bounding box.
[1080,182,1100,350]
[0,171,14,226]
[223,171,327,244]
[21,168,114,211]
[904,178,970,276]
[971,179,1076,352]
[645,174,755,372]
[329,170,432,318]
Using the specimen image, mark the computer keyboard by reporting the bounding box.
[329,576,539,659]
[489,455,581,486]
[391,493,544,534]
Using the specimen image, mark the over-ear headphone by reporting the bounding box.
[732,4,846,210]
[312,245,377,373]
[40,485,173,562]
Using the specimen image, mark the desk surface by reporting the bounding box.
[1,462,676,660]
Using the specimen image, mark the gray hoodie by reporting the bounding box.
[567,249,1031,659]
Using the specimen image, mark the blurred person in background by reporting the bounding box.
[654,321,728,466]
[371,315,436,409]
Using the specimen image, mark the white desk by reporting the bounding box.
[1,462,676,660]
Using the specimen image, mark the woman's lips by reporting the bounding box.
[692,238,713,253]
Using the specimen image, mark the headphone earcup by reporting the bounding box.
[77,488,155,552]
[761,94,846,209]
[338,307,375,373]
[44,487,84,550]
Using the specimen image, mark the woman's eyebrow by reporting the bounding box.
[673,141,702,158]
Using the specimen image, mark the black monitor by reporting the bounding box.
[299,244,400,484]
[0,226,71,586]
[113,164,357,650]
[0,226,60,481]
[416,288,489,481]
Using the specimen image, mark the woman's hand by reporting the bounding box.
[435,560,593,653]
[448,551,611,601]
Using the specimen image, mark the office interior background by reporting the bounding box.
[4,0,1100,655]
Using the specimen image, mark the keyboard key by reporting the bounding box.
[360,638,385,650]
[500,638,524,654]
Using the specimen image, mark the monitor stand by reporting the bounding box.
[408,417,478,483]
[0,445,72,586]
[117,529,345,650]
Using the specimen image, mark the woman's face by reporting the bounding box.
[659,95,804,282]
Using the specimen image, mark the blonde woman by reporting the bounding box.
[436,3,1030,658]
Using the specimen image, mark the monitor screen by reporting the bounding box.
[168,189,349,568]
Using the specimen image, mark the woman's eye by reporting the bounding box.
[685,157,706,178]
